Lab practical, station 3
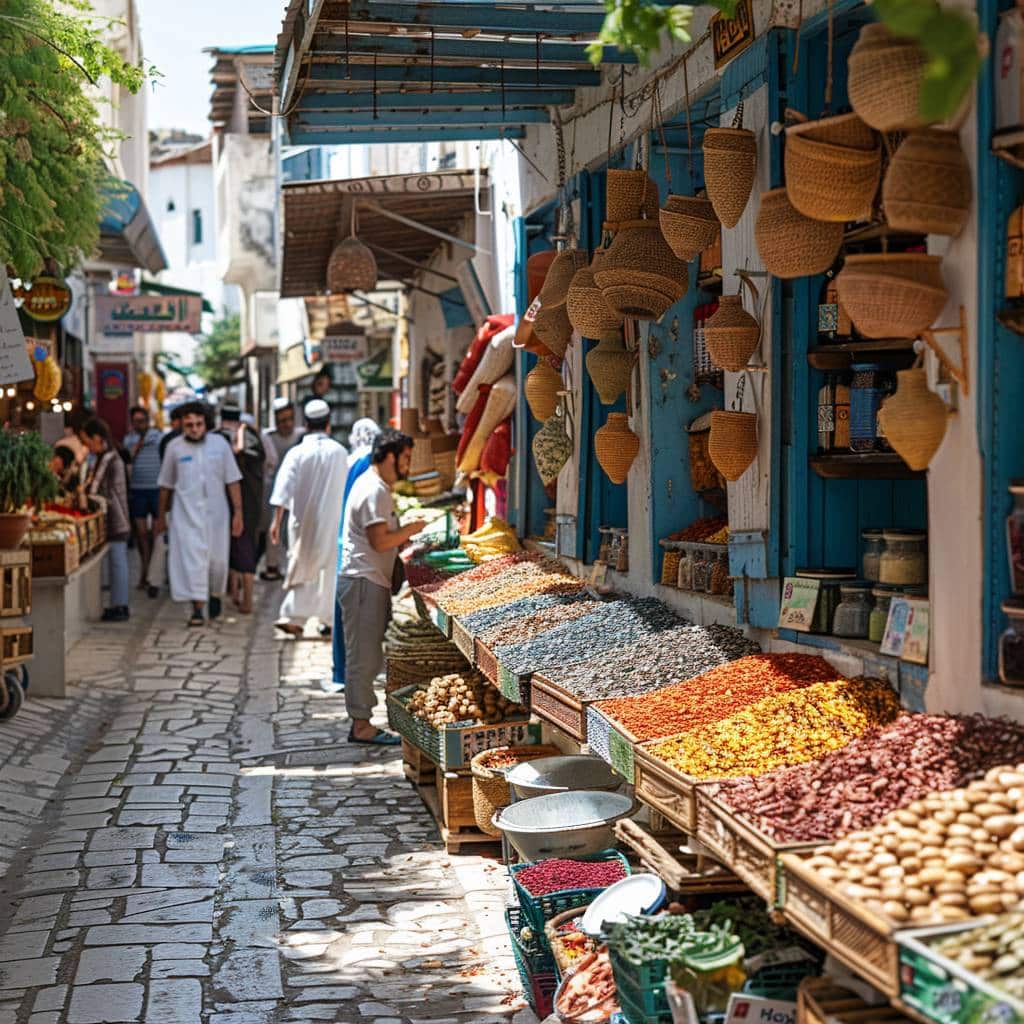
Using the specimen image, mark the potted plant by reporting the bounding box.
[0,431,58,548]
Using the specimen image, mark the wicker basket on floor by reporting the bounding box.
[470,744,561,837]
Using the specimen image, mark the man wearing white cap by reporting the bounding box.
[259,397,304,581]
[269,399,348,637]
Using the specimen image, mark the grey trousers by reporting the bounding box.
[338,575,392,721]
[265,508,288,569]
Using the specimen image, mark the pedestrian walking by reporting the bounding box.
[80,418,132,622]
[259,397,303,581]
[269,399,348,638]
[338,428,426,744]
[159,406,183,461]
[330,417,381,690]
[123,405,164,598]
[155,401,243,628]
[219,404,265,615]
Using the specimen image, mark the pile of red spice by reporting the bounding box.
[596,653,843,743]
[514,858,626,896]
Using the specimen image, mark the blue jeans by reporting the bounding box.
[107,539,129,608]
[332,590,346,686]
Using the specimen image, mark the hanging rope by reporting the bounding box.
[825,0,834,110]
[653,78,671,192]
[791,0,804,76]
[682,52,693,184]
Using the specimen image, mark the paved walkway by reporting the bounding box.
[0,586,536,1024]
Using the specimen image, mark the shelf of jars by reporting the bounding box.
[806,339,918,372]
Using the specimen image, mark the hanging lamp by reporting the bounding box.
[327,202,378,293]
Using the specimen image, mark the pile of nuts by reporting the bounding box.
[407,672,524,727]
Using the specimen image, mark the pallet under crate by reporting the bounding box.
[414,766,499,855]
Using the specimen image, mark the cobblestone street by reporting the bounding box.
[0,589,534,1024]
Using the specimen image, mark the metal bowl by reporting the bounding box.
[505,755,623,801]
[492,790,635,861]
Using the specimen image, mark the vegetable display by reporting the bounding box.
[406,672,524,726]
[715,713,1024,843]
[647,677,899,780]
[799,763,1024,925]
[933,913,1024,998]
[606,912,704,966]
[597,653,837,743]
[514,858,627,897]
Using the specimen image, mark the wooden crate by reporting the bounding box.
[799,977,915,1024]
[415,767,498,855]
[74,519,89,555]
[451,617,476,664]
[693,787,820,906]
[402,739,436,785]
[0,550,31,618]
[498,663,531,705]
[632,739,710,834]
[475,638,499,685]
[586,705,642,784]
[31,538,79,578]
[529,673,590,743]
[780,854,905,997]
[1,624,33,666]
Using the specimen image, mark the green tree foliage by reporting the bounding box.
[0,0,146,278]
[194,313,241,389]
[591,0,979,123]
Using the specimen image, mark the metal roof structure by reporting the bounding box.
[280,168,481,298]
[274,1,623,145]
[207,46,276,134]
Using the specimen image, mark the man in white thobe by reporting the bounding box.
[269,399,349,637]
[155,401,243,627]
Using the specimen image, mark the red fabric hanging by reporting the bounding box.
[480,417,513,477]
[452,314,514,396]
[456,382,492,466]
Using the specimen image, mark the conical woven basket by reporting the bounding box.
[539,250,589,311]
[327,236,378,292]
[703,128,758,228]
[708,410,758,482]
[567,251,623,339]
[785,114,881,222]
[594,221,688,321]
[470,744,562,837]
[877,367,948,471]
[836,264,948,340]
[400,408,421,436]
[525,361,562,422]
[533,301,573,358]
[848,22,929,132]
[754,188,844,279]
[882,129,971,237]
[607,169,653,223]
[705,294,760,372]
[585,333,632,405]
[659,195,720,261]
[595,413,640,484]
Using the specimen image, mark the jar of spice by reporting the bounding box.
[869,585,899,643]
[849,363,885,453]
[1007,481,1024,594]
[879,529,927,586]
[833,583,873,639]
[692,550,708,592]
[661,548,681,587]
[862,529,884,582]
[708,551,730,595]
[676,549,693,590]
[614,529,629,573]
[795,569,857,634]
[1000,598,1024,686]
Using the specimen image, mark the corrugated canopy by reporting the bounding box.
[280,168,480,299]
[274,1,623,145]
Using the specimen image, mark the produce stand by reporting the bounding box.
[799,978,917,1024]
[0,550,31,617]
[632,739,712,835]
[586,705,641,783]
[450,617,477,663]
[529,672,595,744]
[0,550,33,721]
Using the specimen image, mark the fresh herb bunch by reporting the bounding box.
[606,912,697,966]
[0,431,59,512]
[693,897,808,960]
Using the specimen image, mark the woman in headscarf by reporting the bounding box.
[331,418,382,690]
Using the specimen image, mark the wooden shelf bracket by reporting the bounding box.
[920,305,969,397]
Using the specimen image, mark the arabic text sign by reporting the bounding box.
[778,576,820,632]
[712,0,755,69]
[0,269,33,387]
[97,294,202,334]
[321,331,368,362]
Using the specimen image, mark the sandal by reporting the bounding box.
[260,569,283,581]
[187,613,204,628]
[347,727,401,746]
[274,621,303,637]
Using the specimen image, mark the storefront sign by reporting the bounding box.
[712,0,755,69]
[882,597,930,663]
[778,576,820,632]
[725,994,796,1024]
[322,329,368,362]
[96,293,202,334]
[13,274,72,322]
[0,269,33,387]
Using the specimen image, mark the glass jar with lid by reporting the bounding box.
[879,529,927,586]
[833,584,873,638]
[692,550,708,592]
[869,586,899,644]
[1007,481,1024,594]
[795,569,857,634]
[1000,598,1024,686]
[676,549,693,591]
[708,551,730,595]
[862,529,884,582]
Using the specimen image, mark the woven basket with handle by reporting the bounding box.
[705,275,760,372]
[659,195,720,261]
[836,269,947,340]
[708,410,758,482]
[848,22,929,133]
[754,188,843,279]
[594,221,688,321]
[566,251,623,339]
[585,333,632,405]
[606,169,653,223]
[882,129,971,237]
[703,127,757,228]
[525,361,562,422]
[470,744,562,837]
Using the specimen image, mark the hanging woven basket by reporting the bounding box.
[703,127,758,229]
[566,251,624,339]
[607,169,654,223]
[594,220,688,321]
[877,367,949,471]
[705,281,760,372]
[785,114,881,223]
[754,188,844,279]
[327,236,378,293]
[539,250,589,311]
[848,22,930,133]
[836,255,948,340]
[585,333,632,405]
[525,360,562,422]
[882,129,971,237]
[708,410,758,482]
[595,412,640,484]
[659,195,720,262]
[533,302,573,359]
[531,404,572,486]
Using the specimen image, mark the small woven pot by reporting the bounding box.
[532,407,572,486]
[877,367,949,471]
[539,250,589,311]
[836,258,948,340]
[594,221,688,321]
[785,114,881,223]
[607,169,653,222]
[533,301,573,358]
[470,744,562,837]
[882,129,971,237]
[327,236,378,292]
[566,251,623,339]
[848,22,930,132]
[659,195,720,261]
[595,412,639,484]
[585,333,632,405]
[841,253,945,288]
[705,294,760,372]
[525,360,562,422]
[708,410,758,481]
[400,408,421,436]
[754,188,844,279]
[703,127,758,228]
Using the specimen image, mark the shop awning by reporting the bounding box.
[274,1,620,145]
[98,178,167,274]
[140,279,215,314]
[278,342,320,385]
[280,169,480,299]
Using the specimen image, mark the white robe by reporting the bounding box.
[270,432,349,624]
[157,433,242,603]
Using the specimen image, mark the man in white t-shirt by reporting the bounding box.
[338,428,426,744]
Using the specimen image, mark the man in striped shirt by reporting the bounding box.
[124,405,165,598]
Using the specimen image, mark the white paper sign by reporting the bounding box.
[0,270,33,386]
